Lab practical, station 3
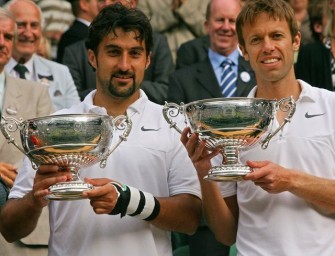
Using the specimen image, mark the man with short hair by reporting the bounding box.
[4,0,80,111]
[0,4,201,256]
[0,6,54,255]
[182,0,335,255]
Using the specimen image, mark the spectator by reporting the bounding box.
[4,0,80,111]
[182,0,335,255]
[56,0,99,62]
[168,1,255,255]
[36,0,75,60]
[168,0,255,104]
[0,4,201,256]
[0,6,54,255]
[137,0,209,64]
[295,0,333,90]
[62,0,174,104]
[286,0,313,45]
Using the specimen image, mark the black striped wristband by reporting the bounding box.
[109,182,160,221]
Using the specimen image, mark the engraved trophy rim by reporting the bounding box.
[163,97,296,182]
[0,113,132,200]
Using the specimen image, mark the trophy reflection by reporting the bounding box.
[163,97,295,181]
[0,114,132,200]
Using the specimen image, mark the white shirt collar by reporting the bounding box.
[6,57,34,81]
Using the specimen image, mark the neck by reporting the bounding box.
[93,90,140,117]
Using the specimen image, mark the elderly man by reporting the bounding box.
[0,6,54,256]
[4,0,80,111]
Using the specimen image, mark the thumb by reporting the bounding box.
[84,177,111,186]
[246,160,267,169]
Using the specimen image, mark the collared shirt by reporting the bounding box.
[219,80,335,256]
[208,48,240,85]
[0,71,5,111]
[6,57,34,81]
[76,17,90,27]
[10,89,201,256]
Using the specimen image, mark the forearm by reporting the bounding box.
[200,180,237,245]
[289,170,335,214]
[150,194,201,235]
[0,192,43,242]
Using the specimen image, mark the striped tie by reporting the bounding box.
[220,59,237,97]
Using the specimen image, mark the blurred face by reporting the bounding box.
[97,0,134,11]
[288,0,308,11]
[9,1,42,62]
[205,0,241,56]
[0,17,15,71]
[88,27,150,100]
[84,0,100,21]
[240,13,300,84]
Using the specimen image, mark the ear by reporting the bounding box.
[88,49,97,70]
[204,20,209,34]
[238,44,249,61]
[292,32,301,52]
[145,52,151,70]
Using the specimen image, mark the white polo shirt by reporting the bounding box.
[10,90,201,256]
[219,80,335,256]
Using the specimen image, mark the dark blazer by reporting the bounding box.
[62,32,174,104]
[168,56,256,104]
[176,35,210,70]
[295,40,333,91]
[57,20,89,62]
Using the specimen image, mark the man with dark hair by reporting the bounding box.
[182,0,335,255]
[0,4,201,256]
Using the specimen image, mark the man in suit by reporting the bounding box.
[167,0,255,255]
[62,0,174,104]
[4,0,80,111]
[56,0,99,62]
[0,7,54,255]
[168,0,255,104]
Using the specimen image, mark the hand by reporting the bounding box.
[32,165,72,207]
[0,162,18,188]
[180,127,220,179]
[243,160,293,193]
[82,178,119,215]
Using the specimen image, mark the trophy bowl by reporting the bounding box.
[163,97,295,181]
[0,114,132,200]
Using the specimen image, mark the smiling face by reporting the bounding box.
[239,13,300,85]
[88,27,150,101]
[205,0,242,56]
[9,0,42,62]
[0,16,15,72]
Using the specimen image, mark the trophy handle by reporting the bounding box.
[162,102,184,134]
[0,116,27,155]
[261,96,296,149]
[99,115,132,168]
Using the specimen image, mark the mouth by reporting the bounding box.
[261,57,281,64]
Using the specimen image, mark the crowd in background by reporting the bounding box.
[0,0,334,256]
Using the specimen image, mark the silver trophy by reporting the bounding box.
[163,97,295,181]
[0,114,132,200]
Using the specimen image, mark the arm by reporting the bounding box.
[0,165,72,242]
[180,128,238,245]
[244,160,335,214]
[83,178,202,235]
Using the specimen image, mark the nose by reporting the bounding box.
[0,33,4,45]
[118,53,131,71]
[262,37,275,53]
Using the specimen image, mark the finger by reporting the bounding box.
[84,177,111,187]
[180,127,191,145]
[246,160,267,168]
[37,165,61,174]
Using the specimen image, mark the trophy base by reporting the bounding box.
[204,165,251,182]
[47,181,94,200]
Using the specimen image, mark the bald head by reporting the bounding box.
[5,0,43,63]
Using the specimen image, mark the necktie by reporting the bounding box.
[14,64,28,79]
[220,59,237,97]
